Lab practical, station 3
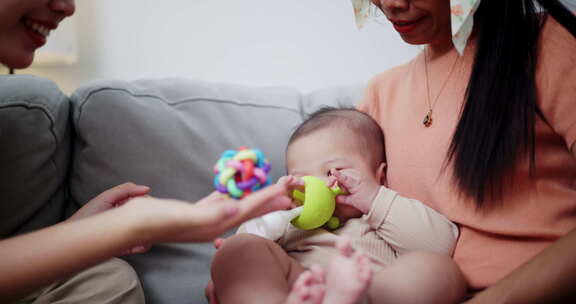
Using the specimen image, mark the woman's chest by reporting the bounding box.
[378,72,467,209]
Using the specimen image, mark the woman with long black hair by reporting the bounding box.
[358,0,576,302]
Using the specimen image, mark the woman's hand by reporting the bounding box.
[68,183,152,254]
[463,227,576,304]
[68,182,150,222]
[276,175,305,189]
[276,175,305,208]
[121,182,293,245]
[0,181,292,302]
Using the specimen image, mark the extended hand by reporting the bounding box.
[276,175,305,208]
[121,183,293,245]
[68,182,150,221]
[68,182,152,254]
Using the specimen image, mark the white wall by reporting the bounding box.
[23,0,421,94]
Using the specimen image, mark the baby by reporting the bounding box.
[209,107,466,304]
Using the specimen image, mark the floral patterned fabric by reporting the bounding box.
[351,0,373,29]
[351,0,481,55]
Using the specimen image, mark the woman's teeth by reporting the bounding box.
[24,19,51,37]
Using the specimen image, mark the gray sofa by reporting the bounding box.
[0,75,363,303]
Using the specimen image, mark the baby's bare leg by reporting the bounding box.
[368,251,467,304]
[321,237,373,304]
[287,237,373,304]
[286,266,326,304]
[211,233,306,304]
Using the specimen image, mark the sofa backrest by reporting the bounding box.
[70,78,302,205]
[0,75,364,303]
[68,77,363,303]
[69,78,363,205]
[0,75,72,238]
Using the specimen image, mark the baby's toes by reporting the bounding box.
[336,237,354,257]
[293,271,314,290]
[358,255,373,282]
[308,284,325,304]
[309,265,325,284]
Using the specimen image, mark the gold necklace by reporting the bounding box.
[423,47,459,128]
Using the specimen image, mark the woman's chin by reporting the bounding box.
[398,34,430,46]
[1,53,34,69]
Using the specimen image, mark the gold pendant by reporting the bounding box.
[423,110,433,127]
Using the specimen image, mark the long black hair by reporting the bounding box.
[448,0,576,207]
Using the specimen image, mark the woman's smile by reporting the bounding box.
[389,17,425,34]
[22,18,56,48]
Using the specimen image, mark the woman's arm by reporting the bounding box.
[467,226,576,304]
[0,207,141,302]
[467,139,576,303]
[0,183,291,302]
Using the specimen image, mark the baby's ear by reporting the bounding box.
[376,162,387,186]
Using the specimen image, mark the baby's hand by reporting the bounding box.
[329,169,380,215]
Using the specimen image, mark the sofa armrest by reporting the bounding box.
[0,75,71,238]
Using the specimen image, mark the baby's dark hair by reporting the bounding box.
[287,107,386,168]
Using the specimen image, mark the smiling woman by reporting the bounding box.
[369,0,452,46]
[23,19,53,46]
[0,0,74,69]
[0,2,297,303]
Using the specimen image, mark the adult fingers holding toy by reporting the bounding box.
[277,175,305,189]
[211,176,301,248]
[121,182,293,245]
[276,175,306,208]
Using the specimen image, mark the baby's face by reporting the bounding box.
[286,126,381,220]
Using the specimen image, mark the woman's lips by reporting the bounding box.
[390,18,423,34]
[22,18,55,48]
[24,27,47,48]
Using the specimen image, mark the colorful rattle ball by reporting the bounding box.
[213,147,272,199]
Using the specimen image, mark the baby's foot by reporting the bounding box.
[322,237,372,304]
[286,266,325,304]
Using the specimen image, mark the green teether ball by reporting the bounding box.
[291,176,343,230]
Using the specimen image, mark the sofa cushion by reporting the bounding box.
[0,75,71,238]
[69,78,305,303]
[302,83,364,114]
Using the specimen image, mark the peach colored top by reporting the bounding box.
[358,17,576,289]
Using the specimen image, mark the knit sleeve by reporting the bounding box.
[536,16,576,151]
[364,187,459,256]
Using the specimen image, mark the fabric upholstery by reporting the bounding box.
[1,74,362,303]
[0,75,71,238]
[70,78,306,303]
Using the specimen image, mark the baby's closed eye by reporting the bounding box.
[327,168,344,176]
